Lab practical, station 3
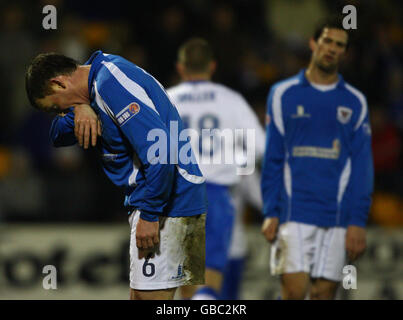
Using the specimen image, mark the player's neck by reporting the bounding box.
[72,65,91,103]
[305,64,338,85]
[182,74,211,82]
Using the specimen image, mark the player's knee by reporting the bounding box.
[282,286,307,300]
[130,289,144,300]
[310,285,336,300]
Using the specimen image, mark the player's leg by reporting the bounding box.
[130,288,177,300]
[205,268,223,292]
[281,272,310,300]
[128,211,206,300]
[220,201,247,300]
[192,183,235,300]
[220,257,245,300]
[271,222,317,300]
[191,269,223,300]
[180,268,224,299]
[310,227,347,300]
[310,278,339,300]
[179,285,197,299]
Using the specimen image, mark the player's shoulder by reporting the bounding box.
[269,72,302,98]
[99,52,148,81]
[207,82,250,106]
[209,81,241,96]
[166,82,186,97]
[339,80,368,108]
[338,80,369,129]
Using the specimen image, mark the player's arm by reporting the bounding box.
[50,105,101,148]
[73,105,102,149]
[99,73,175,204]
[49,108,77,147]
[236,95,266,160]
[346,104,374,261]
[98,72,176,249]
[261,88,285,242]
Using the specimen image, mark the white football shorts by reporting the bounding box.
[270,221,347,282]
[129,210,206,290]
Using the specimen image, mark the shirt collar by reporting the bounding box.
[85,50,105,98]
[298,68,345,89]
[183,80,210,84]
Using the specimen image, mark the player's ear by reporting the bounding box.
[209,61,217,75]
[50,77,67,90]
[309,37,317,52]
[176,62,186,78]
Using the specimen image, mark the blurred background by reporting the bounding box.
[0,0,402,299]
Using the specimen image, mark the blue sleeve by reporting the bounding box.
[49,109,77,147]
[261,88,285,218]
[99,74,175,222]
[348,112,374,227]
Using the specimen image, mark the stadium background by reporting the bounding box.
[0,0,402,299]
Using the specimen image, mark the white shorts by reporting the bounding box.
[129,210,206,290]
[270,222,347,282]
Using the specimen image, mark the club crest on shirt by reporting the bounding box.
[117,102,140,126]
[337,106,352,124]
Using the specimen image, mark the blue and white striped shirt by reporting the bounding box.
[50,51,207,221]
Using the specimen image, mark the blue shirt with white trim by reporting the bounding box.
[50,50,207,221]
[261,69,374,228]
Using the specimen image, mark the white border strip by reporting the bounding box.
[101,61,160,116]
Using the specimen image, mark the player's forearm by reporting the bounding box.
[49,111,77,147]
[261,159,284,218]
[348,142,374,227]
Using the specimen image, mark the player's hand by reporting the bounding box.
[73,104,102,149]
[136,218,160,257]
[261,217,279,243]
[345,225,366,262]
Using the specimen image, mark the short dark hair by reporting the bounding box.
[313,16,350,45]
[25,53,78,109]
[178,38,214,73]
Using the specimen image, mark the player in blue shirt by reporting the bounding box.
[25,50,207,300]
[261,17,374,299]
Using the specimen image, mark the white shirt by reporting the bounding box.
[168,81,265,185]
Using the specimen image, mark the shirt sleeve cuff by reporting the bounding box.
[140,211,159,222]
[348,216,367,228]
[263,210,280,219]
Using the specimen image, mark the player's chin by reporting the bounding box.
[318,61,337,74]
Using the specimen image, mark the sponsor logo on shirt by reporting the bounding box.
[292,139,341,160]
[291,105,311,118]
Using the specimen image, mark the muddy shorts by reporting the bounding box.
[129,210,206,290]
[270,222,347,282]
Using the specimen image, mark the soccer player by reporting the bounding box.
[167,38,265,300]
[25,51,207,300]
[261,17,374,300]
